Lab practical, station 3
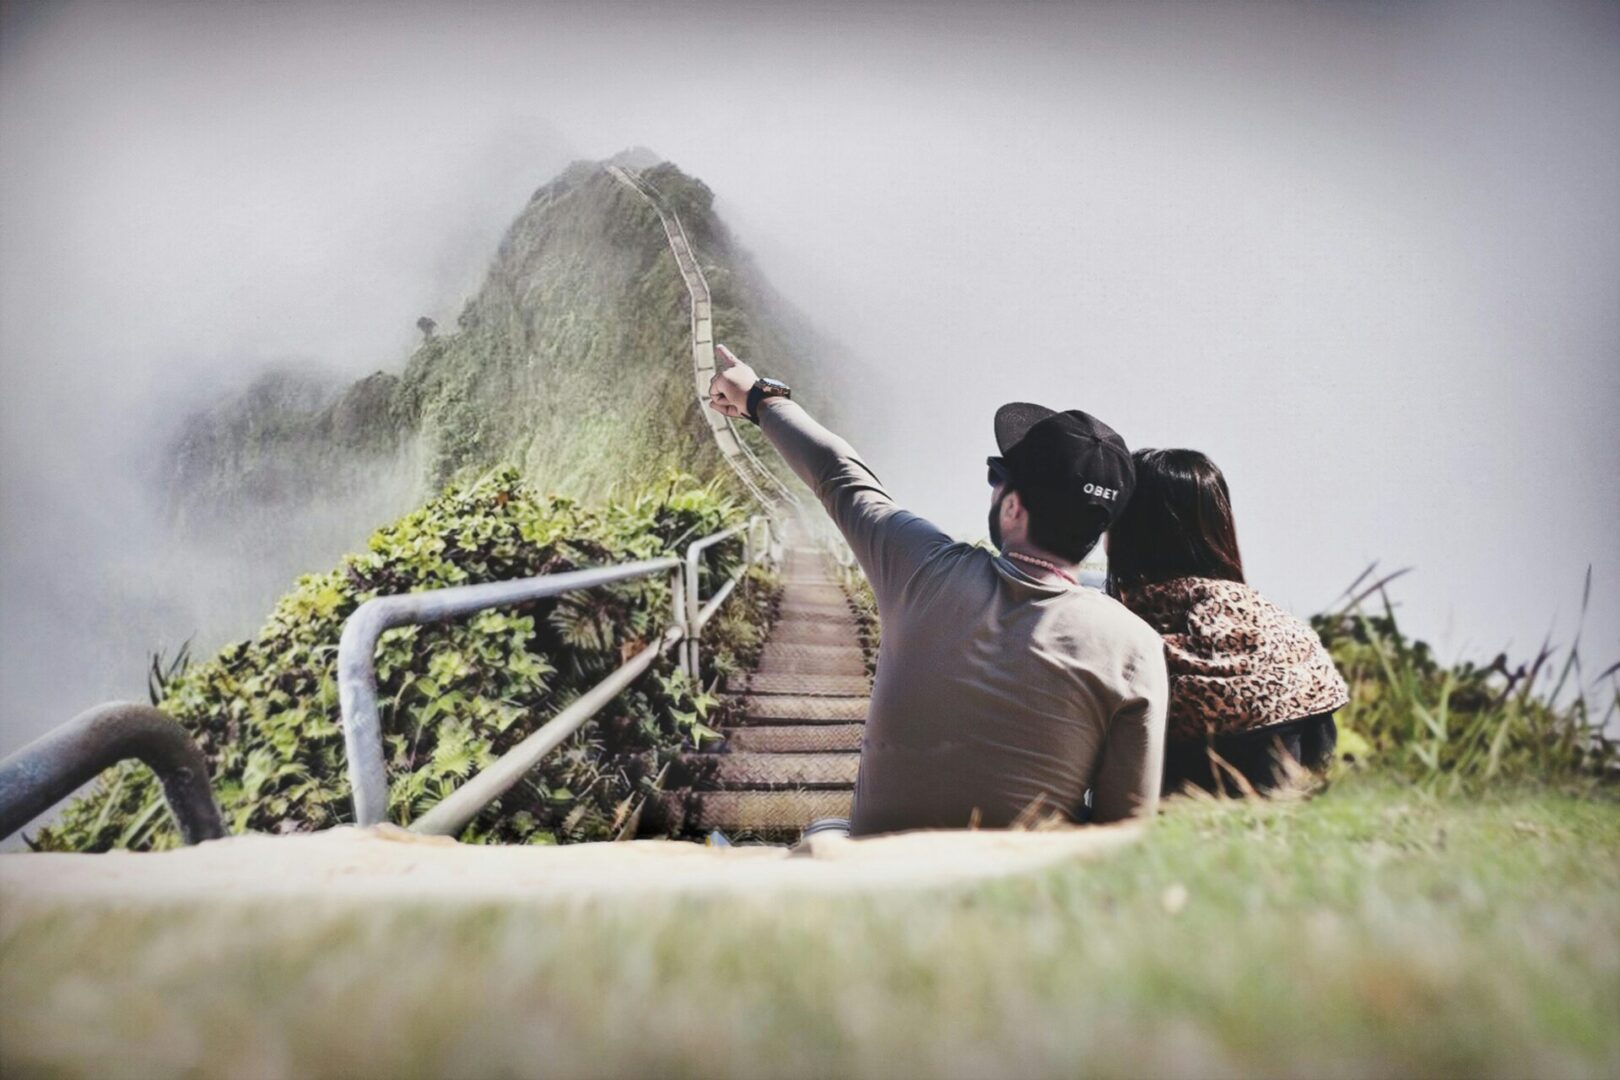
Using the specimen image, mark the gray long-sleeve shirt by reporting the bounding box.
[758,399,1168,835]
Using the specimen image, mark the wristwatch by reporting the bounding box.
[744,377,792,424]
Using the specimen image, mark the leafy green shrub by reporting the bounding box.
[1313,569,1617,789]
[33,466,778,852]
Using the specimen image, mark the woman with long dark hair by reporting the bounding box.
[1108,449,1348,794]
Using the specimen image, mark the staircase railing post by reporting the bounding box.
[670,564,689,677]
[681,517,762,682]
[684,540,703,678]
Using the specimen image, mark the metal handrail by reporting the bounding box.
[663,205,797,510]
[338,517,772,832]
[0,702,225,845]
[661,199,796,509]
[604,162,795,512]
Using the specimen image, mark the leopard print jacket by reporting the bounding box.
[1123,576,1349,741]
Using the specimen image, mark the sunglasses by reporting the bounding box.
[986,456,1011,488]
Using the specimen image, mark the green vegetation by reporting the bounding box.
[1314,568,1617,788]
[393,161,706,494]
[169,158,829,535]
[4,780,1616,1078]
[169,367,409,514]
[32,466,775,852]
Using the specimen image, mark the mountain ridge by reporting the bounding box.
[166,155,838,552]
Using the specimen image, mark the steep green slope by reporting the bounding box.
[167,155,833,537]
[166,367,416,542]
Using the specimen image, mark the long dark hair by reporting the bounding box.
[1107,448,1245,597]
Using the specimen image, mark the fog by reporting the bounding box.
[3,0,1617,755]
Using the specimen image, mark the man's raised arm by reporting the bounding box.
[707,345,950,609]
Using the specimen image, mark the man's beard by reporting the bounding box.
[988,488,1007,550]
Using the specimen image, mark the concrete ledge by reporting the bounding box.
[0,822,1145,907]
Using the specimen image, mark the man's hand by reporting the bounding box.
[708,343,759,419]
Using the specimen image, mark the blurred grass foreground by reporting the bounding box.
[2,782,1615,1077]
[1,532,1616,1076]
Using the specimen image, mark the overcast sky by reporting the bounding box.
[2,0,1617,749]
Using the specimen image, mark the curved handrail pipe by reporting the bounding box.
[338,557,683,828]
[0,702,225,845]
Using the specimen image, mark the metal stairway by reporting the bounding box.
[606,158,865,839]
[604,162,796,514]
[655,539,869,838]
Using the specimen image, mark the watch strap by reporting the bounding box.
[744,378,791,424]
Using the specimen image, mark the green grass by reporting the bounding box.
[1315,566,1617,790]
[4,777,1616,1079]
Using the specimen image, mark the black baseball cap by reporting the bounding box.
[992,402,1135,527]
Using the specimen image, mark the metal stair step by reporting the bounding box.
[724,724,865,752]
[756,643,867,676]
[726,672,871,696]
[773,606,859,627]
[779,584,848,605]
[655,790,853,835]
[778,597,851,614]
[726,693,870,722]
[767,621,861,646]
[780,579,845,593]
[777,562,831,576]
[779,599,846,613]
[779,555,831,573]
[676,752,859,788]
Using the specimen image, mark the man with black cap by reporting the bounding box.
[708,345,1167,835]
